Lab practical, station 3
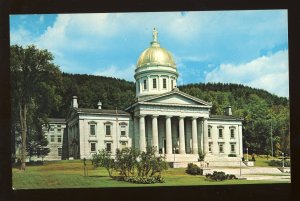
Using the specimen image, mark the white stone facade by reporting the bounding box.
[43,118,66,161]
[67,109,132,159]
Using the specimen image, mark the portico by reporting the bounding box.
[137,114,206,155]
[126,87,213,160]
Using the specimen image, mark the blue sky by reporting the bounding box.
[10,10,289,97]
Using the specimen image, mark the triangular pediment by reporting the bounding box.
[141,91,212,106]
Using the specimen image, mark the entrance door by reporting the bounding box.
[163,139,166,154]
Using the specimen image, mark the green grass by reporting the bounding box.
[12,160,289,189]
[243,155,290,167]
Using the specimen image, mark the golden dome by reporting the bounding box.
[136,28,176,69]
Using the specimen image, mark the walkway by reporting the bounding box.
[203,167,291,181]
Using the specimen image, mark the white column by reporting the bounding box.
[147,76,150,92]
[179,116,185,154]
[199,120,204,153]
[171,118,177,151]
[192,117,198,154]
[203,118,209,155]
[239,125,243,156]
[134,116,139,149]
[165,116,172,154]
[152,115,159,152]
[139,115,146,152]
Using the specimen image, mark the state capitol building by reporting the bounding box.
[44,29,243,167]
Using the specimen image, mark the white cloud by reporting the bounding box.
[94,64,135,81]
[205,50,289,97]
[10,27,34,46]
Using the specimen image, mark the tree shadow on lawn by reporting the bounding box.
[88,175,107,178]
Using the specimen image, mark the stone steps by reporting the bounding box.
[205,167,283,175]
[164,154,199,162]
[204,156,245,167]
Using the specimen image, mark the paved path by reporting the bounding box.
[203,167,291,181]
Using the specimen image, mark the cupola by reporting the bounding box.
[135,28,178,97]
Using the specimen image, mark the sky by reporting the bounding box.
[10,10,289,97]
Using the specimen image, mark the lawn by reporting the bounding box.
[12,160,288,189]
[244,154,291,167]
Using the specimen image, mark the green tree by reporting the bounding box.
[115,148,139,177]
[92,149,115,177]
[10,45,62,170]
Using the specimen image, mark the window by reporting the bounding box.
[163,78,167,89]
[209,142,212,152]
[106,143,112,152]
[120,125,126,136]
[121,142,127,149]
[171,80,174,88]
[57,125,61,132]
[153,78,157,89]
[219,129,223,138]
[50,125,54,131]
[90,125,96,135]
[231,144,235,153]
[143,79,147,90]
[58,148,62,156]
[219,143,224,153]
[91,143,96,152]
[106,125,111,135]
[208,128,211,138]
[57,135,62,143]
[230,129,235,138]
[50,135,55,142]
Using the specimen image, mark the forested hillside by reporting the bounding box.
[52,74,289,156]
[54,73,135,117]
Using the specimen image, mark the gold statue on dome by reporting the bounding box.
[153,28,158,42]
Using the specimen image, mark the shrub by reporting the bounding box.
[268,160,290,167]
[206,171,236,181]
[186,163,203,175]
[228,154,237,157]
[27,161,44,165]
[121,175,165,184]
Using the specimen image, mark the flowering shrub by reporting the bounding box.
[206,171,236,181]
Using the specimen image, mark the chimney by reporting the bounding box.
[224,106,232,116]
[97,100,102,109]
[72,96,78,108]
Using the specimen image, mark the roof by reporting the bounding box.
[209,115,243,121]
[74,108,131,116]
[47,118,66,123]
[126,88,212,111]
